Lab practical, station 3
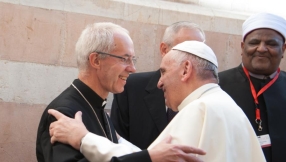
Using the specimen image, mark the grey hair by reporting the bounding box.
[75,22,129,71]
[162,21,206,47]
[170,50,219,83]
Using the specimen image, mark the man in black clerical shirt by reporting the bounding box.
[36,22,205,162]
[219,12,286,162]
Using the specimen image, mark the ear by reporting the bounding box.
[240,41,244,56]
[160,42,170,57]
[181,60,192,82]
[88,52,101,69]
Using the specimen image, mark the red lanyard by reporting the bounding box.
[242,67,280,131]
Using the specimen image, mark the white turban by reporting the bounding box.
[172,41,218,67]
[242,12,286,41]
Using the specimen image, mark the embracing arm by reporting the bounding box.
[49,109,143,162]
[80,133,142,162]
[49,109,206,162]
[80,132,205,162]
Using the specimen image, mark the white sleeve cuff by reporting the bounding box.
[118,137,141,152]
[80,132,141,162]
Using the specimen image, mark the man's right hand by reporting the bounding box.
[149,135,206,162]
[48,109,89,150]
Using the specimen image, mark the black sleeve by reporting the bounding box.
[38,107,89,162]
[110,92,130,141]
[110,150,151,162]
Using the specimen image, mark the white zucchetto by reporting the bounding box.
[172,41,218,67]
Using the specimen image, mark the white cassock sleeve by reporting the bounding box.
[80,133,141,162]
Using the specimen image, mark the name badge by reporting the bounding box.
[257,134,271,148]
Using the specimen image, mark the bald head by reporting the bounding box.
[160,21,205,57]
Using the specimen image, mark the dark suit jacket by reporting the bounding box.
[219,65,286,162]
[36,79,151,162]
[111,70,168,149]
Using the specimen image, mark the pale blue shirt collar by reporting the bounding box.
[241,63,277,79]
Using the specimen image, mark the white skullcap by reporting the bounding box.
[242,12,286,41]
[172,41,218,67]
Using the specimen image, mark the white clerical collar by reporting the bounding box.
[241,63,277,79]
[102,100,107,107]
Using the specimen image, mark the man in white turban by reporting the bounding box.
[48,41,265,162]
[219,12,286,162]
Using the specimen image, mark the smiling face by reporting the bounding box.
[241,28,286,75]
[157,51,184,111]
[97,32,136,94]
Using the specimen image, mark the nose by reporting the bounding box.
[157,80,163,89]
[257,42,268,52]
[126,63,136,73]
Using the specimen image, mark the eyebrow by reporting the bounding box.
[122,54,135,57]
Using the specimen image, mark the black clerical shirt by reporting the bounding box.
[36,79,117,162]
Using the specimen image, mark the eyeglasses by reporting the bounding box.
[95,51,137,65]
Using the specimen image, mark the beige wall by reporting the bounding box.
[1,0,286,161]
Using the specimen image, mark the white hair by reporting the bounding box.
[75,22,129,71]
[162,21,206,47]
[170,50,219,83]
